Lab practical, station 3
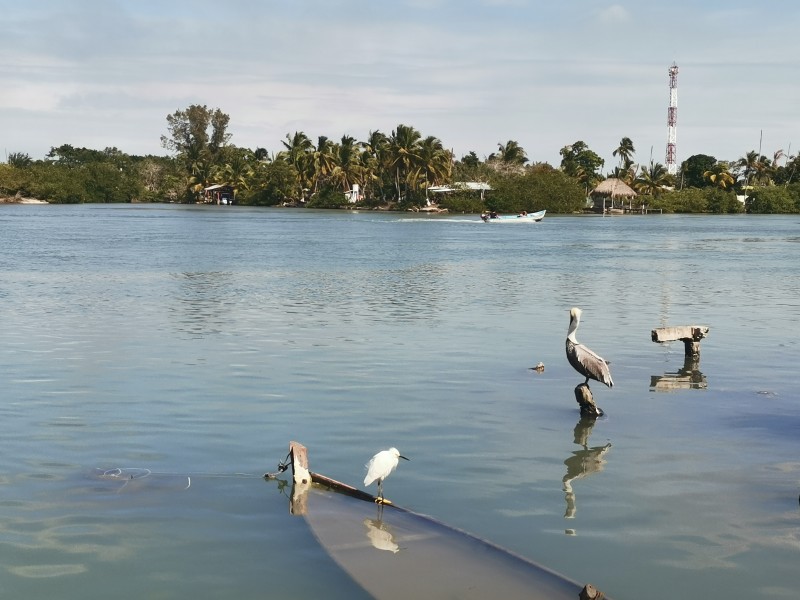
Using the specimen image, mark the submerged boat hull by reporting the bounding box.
[302,484,587,600]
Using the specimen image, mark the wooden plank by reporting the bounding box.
[651,325,710,357]
[651,326,709,343]
[310,471,382,503]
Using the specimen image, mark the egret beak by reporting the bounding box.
[399,455,410,461]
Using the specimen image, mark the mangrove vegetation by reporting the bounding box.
[2,104,799,214]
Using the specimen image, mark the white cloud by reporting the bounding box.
[596,4,632,24]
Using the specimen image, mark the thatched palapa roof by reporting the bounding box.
[591,178,637,198]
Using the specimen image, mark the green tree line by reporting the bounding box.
[2,104,799,213]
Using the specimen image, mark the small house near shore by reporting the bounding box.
[590,178,637,213]
[204,184,234,205]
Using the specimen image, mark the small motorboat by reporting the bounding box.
[481,209,545,223]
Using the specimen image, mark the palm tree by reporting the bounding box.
[415,136,453,203]
[219,148,255,200]
[613,137,635,169]
[388,124,423,202]
[491,140,528,165]
[363,130,389,165]
[609,164,636,186]
[330,135,362,195]
[418,136,451,182]
[634,161,671,196]
[461,152,480,168]
[753,154,774,186]
[7,152,33,168]
[278,131,314,201]
[772,149,786,168]
[312,135,337,192]
[487,140,528,175]
[187,157,214,199]
[736,150,771,189]
[703,161,735,189]
[361,130,390,201]
[183,141,213,200]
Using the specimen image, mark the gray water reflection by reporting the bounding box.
[169,271,235,337]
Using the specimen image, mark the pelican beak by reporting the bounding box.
[399,455,410,461]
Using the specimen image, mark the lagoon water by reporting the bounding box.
[1,203,799,599]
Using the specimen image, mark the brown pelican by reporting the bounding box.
[566,307,613,387]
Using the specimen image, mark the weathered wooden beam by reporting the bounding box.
[289,440,310,485]
[310,471,381,503]
[651,325,710,357]
[289,441,311,515]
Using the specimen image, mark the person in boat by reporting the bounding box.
[517,210,528,217]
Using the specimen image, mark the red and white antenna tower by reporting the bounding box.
[665,62,679,175]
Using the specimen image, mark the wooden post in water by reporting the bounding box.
[289,440,310,485]
[289,441,310,515]
[574,383,603,418]
[651,325,709,357]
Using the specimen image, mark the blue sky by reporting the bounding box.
[1,0,798,170]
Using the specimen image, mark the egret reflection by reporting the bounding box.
[562,418,612,525]
[363,517,401,553]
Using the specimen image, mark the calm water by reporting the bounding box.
[1,204,798,599]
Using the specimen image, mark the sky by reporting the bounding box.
[1,0,798,170]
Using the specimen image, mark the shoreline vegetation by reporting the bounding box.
[2,104,799,214]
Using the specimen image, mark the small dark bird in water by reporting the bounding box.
[566,307,613,388]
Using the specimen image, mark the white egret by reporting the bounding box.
[566,307,613,388]
[363,447,409,502]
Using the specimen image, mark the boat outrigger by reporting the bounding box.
[481,209,545,223]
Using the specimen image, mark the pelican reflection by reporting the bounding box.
[562,417,612,523]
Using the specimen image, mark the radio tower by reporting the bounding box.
[665,62,679,175]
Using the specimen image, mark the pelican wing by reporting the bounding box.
[566,339,613,387]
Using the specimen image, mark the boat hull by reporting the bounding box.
[482,210,545,223]
[303,484,586,600]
